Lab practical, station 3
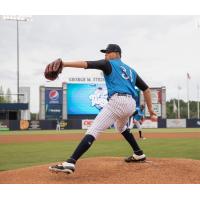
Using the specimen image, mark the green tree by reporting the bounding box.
[0,85,6,103]
[167,99,199,119]
[5,88,12,103]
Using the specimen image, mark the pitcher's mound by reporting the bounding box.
[0,157,200,184]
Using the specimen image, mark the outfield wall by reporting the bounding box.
[1,118,200,130]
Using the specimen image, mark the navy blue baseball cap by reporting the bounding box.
[100,44,121,54]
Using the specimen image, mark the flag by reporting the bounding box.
[173,99,177,113]
[187,73,191,80]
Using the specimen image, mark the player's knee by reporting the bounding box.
[85,130,98,140]
[115,126,127,134]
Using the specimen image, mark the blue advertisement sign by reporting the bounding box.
[67,84,140,115]
[67,83,108,115]
[45,88,63,119]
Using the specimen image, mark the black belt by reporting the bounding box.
[116,93,131,97]
[108,93,131,101]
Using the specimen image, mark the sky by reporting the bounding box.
[0,15,200,113]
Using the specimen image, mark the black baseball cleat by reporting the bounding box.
[125,153,146,163]
[49,162,75,174]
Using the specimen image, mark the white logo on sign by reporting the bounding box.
[197,121,200,126]
[89,87,108,110]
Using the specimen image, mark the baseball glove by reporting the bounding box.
[44,58,63,81]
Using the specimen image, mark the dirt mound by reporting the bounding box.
[0,157,200,184]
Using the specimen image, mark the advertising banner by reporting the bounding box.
[167,119,186,128]
[59,120,68,130]
[67,83,140,115]
[142,119,158,128]
[20,120,41,130]
[82,119,94,129]
[186,119,200,128]
[20,120,29,130]
[157,118,166,128]
[145,104,161,117]
[145,88,162,117]
[67,84,108,115]
[135,89,140,108]
[0,120,9,131]
[45,88,63,119]
[151,89,162,104]
[28,120,41,130]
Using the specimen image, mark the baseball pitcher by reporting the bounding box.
[45,44,157,174]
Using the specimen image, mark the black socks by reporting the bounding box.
[139,131,142,138]
[67,134,95,164]
[67,129,143,165]
[121,129,143,155]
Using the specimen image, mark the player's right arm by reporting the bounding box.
[143,88,157,119]
[135,74,157,119]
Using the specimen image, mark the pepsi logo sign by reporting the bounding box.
[49,90,59,101]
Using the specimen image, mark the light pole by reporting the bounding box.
[197,20,200,119]
[2,15,32,103]
[197,84,200,119]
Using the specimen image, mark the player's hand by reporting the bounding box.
[149,109,157,121]
[44,58,63,81]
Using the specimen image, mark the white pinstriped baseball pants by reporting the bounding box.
[86,94,136,139]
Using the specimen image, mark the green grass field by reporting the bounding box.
[0,128,200,171]
[0,128,200,135]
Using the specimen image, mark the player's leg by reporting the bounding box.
[135,121,142,138]
[67,107,117,162]
[49,103,118,173]
[128,116,134,130]
[115,117,146,162]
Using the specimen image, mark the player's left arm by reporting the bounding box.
[62,61,88,68]
[46,59,111,72]
[62,59,112,75]
[44,59,111,80]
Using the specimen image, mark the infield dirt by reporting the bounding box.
[0,157,200,184]
[0,132,200,144]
